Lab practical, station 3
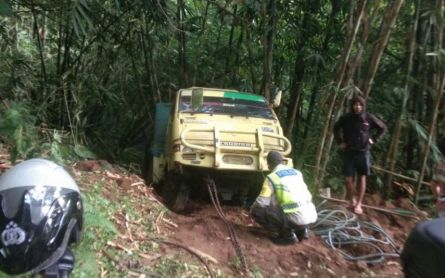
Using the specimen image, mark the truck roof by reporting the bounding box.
[180,87,267,103]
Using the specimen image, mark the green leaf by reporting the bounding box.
[77,1,93,29]
[74,144,97,159]
[50,141,72,164]
[0,0,13,16]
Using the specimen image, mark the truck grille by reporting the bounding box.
[222,155,253,165]
[182,153,197,160]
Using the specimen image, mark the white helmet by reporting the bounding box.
[0,159,83,275]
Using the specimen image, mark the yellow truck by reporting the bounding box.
[150,87,292,211]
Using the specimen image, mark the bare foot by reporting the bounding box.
[353,206,363,215]
[346,198,357,210]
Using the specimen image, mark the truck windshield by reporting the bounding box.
[179,93,274,120]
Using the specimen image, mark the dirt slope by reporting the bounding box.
[162,199,421,277]
[73,160,426,277]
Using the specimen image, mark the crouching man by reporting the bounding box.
[250,151,318,245]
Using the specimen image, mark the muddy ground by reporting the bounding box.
[73,160,427,277]
[159,198,423,277]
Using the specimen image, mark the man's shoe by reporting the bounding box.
[295,228,309,241]
[271,232,297,245]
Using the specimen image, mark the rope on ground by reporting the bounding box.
[206,176,249,276]
[310,200,400,264]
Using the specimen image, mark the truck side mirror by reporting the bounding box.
[271,90,282,108]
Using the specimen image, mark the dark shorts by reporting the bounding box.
[342,150,371,177]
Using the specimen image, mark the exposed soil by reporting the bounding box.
[72,160,428,277]
[161,197,422,277]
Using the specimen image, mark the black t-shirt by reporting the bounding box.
[334,112,387,151]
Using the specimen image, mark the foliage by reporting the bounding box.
[0,102,39,161]
[3,2,442,276]
[67,172,231,277]
[72,182,119,277]
[0,102,96,164]
[0,1,442,197]
[0,0,11,16]
[155,258,208,277]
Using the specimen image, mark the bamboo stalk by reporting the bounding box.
[319,195,419,219]
[372,165,431,186]
[314,0,368,190]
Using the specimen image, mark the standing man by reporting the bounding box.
[333,95,387,215]
[250,151,317,245]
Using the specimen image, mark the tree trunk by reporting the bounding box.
[384,0,419,197]
[222,5,237,88]
[140,25,160,103]
[314,0,367,189]
[231,26,244,85]
[285,1,313,139]
[177,0,187,87]
[361,0,404,99]
[415,0,444,204]
[300,0,343,151]
[285,56,305,139]
[243,22,258,93]
[210,23,223,85]
[32,9,48,86]
[262,0,277,100]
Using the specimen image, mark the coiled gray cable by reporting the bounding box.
[310,200,400,264]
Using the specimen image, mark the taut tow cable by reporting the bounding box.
[205,176,249,276]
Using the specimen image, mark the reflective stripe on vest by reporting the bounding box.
[267,168,300,213]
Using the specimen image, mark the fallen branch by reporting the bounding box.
[188,247,218,264]
[155,211,164,234]
[161,240,215,278]
[135,237,215,278]
[125,214,134,242]
[319,196,419,219]
[138,253,162,262]
[106,240,133,254]
[105,171,122,180]
[372,165,431,186]
[162,217,178,228]
[131,181,145,187]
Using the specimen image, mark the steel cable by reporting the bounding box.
[206,177,249,276]
[310,201,400,264]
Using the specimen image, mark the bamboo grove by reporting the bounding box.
[0,0,444,202]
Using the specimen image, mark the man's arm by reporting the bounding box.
[250,179,273,211]
[369,113,387,143]
[333,116,345,145]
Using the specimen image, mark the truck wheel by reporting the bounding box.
[171,182,190,212]
[162,173,189,212]
[145,155,153,184]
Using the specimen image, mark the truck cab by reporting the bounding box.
[151,87,292,211]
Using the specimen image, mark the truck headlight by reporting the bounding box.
[173,144,181,152]
[182,147,193,153]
